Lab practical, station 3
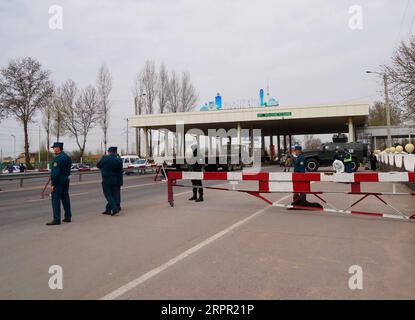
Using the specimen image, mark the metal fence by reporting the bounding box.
[0,169,100,188]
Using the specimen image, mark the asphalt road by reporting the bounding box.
[0,166,414,299]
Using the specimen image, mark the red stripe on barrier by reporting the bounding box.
[408,172,415,182]
[203,172,228,180]
[293,181,311,193]
[167,171,183,180]
[292,173,321,182]
[351,182,361,193]
[242,172,269,181]
[259,180,269,192]
[350,210,383,217]
[354,173,379,182]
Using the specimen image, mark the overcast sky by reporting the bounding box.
[0,0,413,157]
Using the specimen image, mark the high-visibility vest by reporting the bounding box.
[344,153,352,163]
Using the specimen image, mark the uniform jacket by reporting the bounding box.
[50,152,72,186]
[97,154,123,185]
[293,154,306,173]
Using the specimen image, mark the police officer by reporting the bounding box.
[188,144,203,202]
[97,146,123,216]
[46,142,72,226]
[343,149,353,173]
[291,145,307,205]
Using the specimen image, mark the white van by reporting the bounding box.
[120,155,140,169]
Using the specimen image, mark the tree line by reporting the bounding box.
[0,57,198,168]
[132,60,198,156]
[369,36,415,126]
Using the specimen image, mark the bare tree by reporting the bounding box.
[158,63,169,114]
[167,70,181,113]
[304,135,322,150]
[133,73,146,156]
[140,60,158,156]
[368,101,401,126]
[0,57,53,168]
[386,37,415,119]
[180,71,198,112]
[166,71,198,113]
[156,64,169,155]
[61,81,100,162]
[42,103,53,165]
[141,60,158,115]
[50,86,66,142]
[0,103,6,121]
[97,64,112,153]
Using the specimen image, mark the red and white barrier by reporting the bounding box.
[167,171,415,221]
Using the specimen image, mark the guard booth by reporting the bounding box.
[129,103,369,164]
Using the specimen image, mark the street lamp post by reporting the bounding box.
[124,118,129,155]
[366,70,392,147]
[37,125,41,167]
[10,134,16,162]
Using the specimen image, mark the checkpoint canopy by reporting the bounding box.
[129,103,369,157]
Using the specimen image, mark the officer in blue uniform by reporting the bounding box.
[46,142,72,226]
[97,146,123,216]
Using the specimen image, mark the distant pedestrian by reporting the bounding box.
[46,142,72,226]
[283,150,294,172]
[369,152,378,171]
[7,163,13,173]
[97,147,123,216]
[19,163,25,173]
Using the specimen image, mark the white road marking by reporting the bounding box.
[100,204,270,300]
[121,182,161,190]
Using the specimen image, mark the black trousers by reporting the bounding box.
[107,184,121,210]
[51,180,72,222]
[191,179,203,197]
[102,182,119,212]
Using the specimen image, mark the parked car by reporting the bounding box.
[71,163,91,171]
[120,155,140,169]
[2,165,20,173]
[125,159,148,175]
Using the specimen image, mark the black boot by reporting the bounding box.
[46,220,60,226]
[196,191,204,202]
[102,210,111,215]
[188,189,197,201]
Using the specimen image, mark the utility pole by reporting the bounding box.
[134,96,139,156]
[37,125,41,167]
[366,70,392,147]
[383,73,392,148]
